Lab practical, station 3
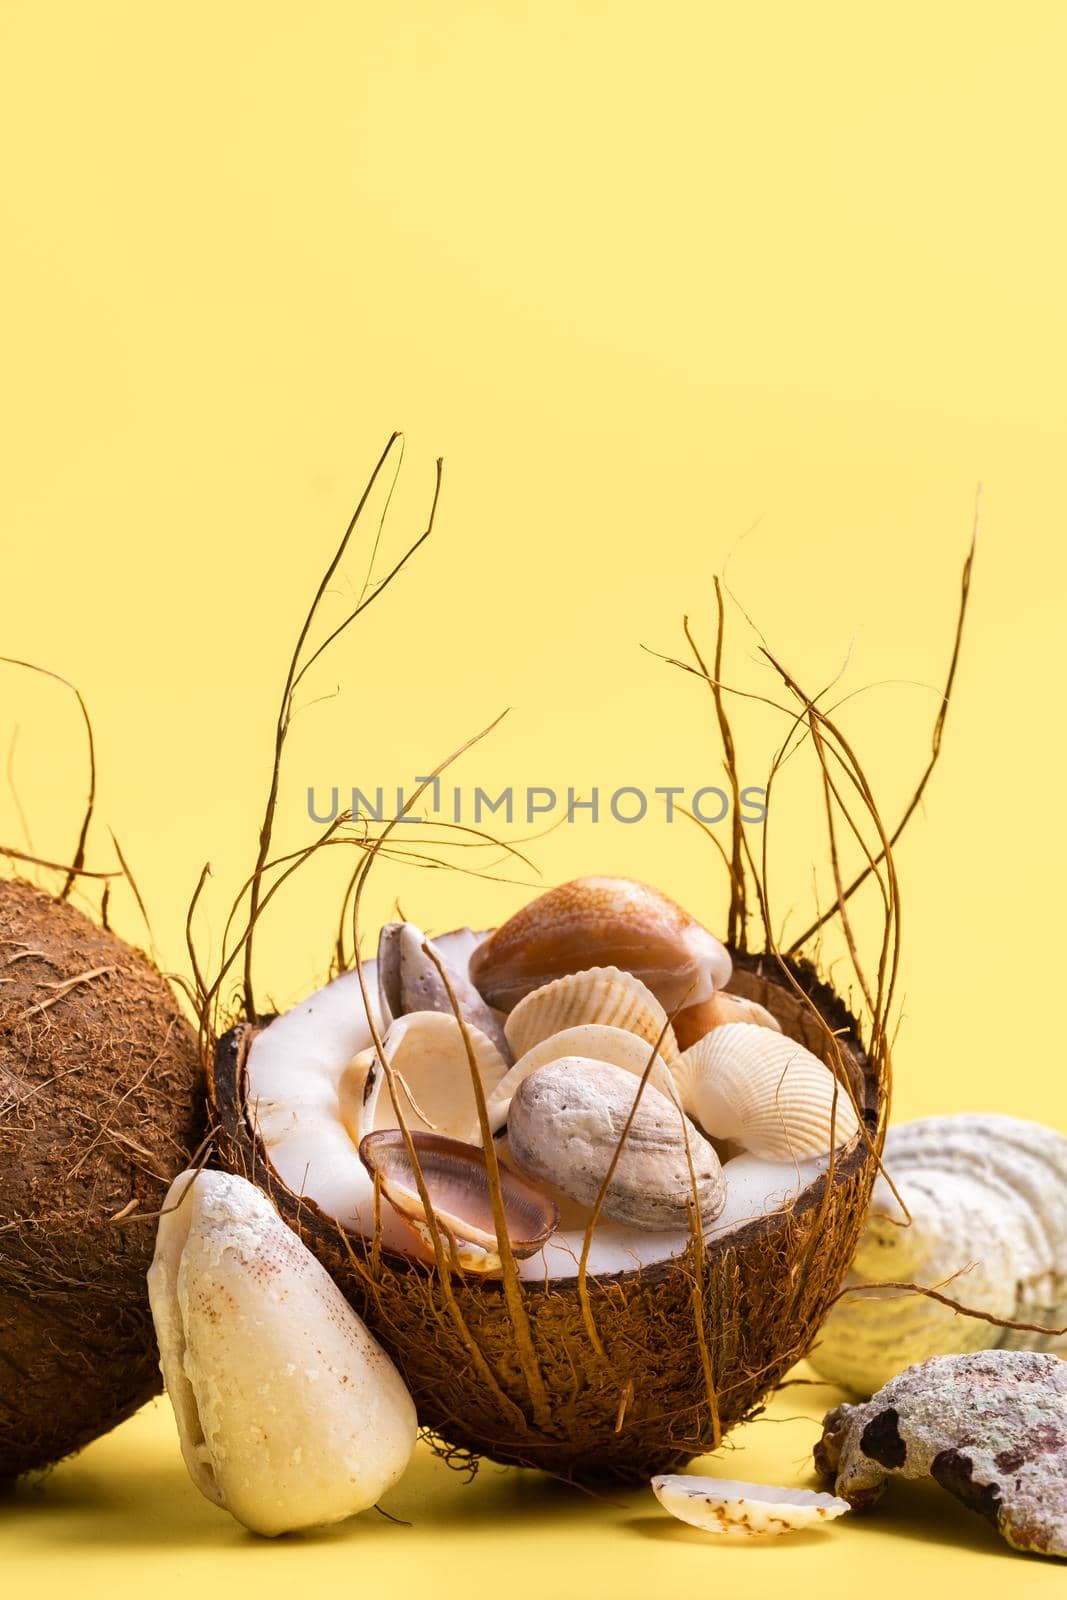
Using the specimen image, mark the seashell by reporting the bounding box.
[345,1011,509,1146]
[485,1023,677,1134]
[506,1059,726,1231]
[493,1131,597,1231]
[148,1169,416,1536]
[470,876,731,1013]
[674,1022,860,1161]
[504,965,681,1067]
[652,1474,849,1537]
[815,1350,1067,1557]
[809,1114,1067,1395]
[377,921,510,1059]
[673,990,782,1053]
[359,1129,559,1273]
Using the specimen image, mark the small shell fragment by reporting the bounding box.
[345,1010,509,1145]
[470,876,731,1012]
[377,921,510,1059]
[504,966,680,1067]
[652,1474,850,1537]
[673,990,782,1053]
[675,1022,860,1161]
[507,1059,725,1231]
[359,1129,559,1273]
[485,1023,677,1134]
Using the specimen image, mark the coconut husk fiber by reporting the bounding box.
[0,877,204,1478]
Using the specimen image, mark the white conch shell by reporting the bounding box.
[148,1169,417,1536]
[345,1010,509,1145]
[809,1114,1067,1395]
[504,966,680,1066]
[674,1022,860,1161]
[507,1059,726,1230]
[652,1474,849,1536]
[485,1022,676,1134]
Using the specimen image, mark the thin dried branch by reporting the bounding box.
[0,657,97,899]
[241,437,443,1018]
[787,501,977,952]
[826,1276,1067,1338]
[0,845,117,880]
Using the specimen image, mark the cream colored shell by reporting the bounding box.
[504,965,680,1066]
[148,1170,416,1536]
[674,1022,860,1161]
[345,1010,509,1145]
[809,1114,1067,1395]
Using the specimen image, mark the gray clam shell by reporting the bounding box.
[507,1059,726,1231]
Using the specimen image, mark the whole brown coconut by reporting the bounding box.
[209,949,883,1484]
[0,877,203,1477]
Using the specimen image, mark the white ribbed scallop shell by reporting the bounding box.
[503,966,680,1065]
[809,1114,1067,1395]
[674,1022,860,1162]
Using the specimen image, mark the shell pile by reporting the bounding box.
[344,878,864,1271]
[810,1114,1067,1395]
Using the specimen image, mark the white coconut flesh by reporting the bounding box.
[244,931,845,1281]
[652,1475,850,1535]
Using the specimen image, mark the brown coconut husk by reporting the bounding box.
[197,442,980,1483]
[0,659,205,1479]
[0,878,204,1478]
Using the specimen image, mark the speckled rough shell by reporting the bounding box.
[504,965,680,1067]
[506,1059,726,1230]
[815,1350,1067,1558]
[810,1114,1067,1395]
[149,1169,417,1536]
[652,1474,849,1536]
[675,1022,860,1161]
[470,876,731,1012]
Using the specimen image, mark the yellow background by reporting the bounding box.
[2,1,1065,1592]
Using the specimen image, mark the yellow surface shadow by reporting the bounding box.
[4,1377,1056,1599]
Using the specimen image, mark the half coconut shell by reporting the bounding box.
[209,949,882,1483]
